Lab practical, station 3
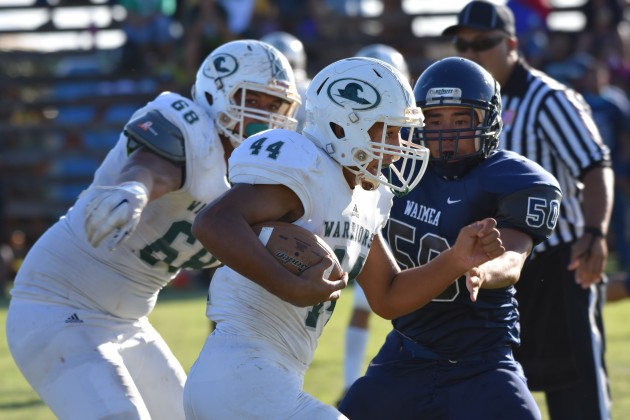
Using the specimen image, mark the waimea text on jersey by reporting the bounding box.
[403,200,440,226]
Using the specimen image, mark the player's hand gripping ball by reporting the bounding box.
[252,222,343,280]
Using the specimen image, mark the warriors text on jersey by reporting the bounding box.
[207,129,393,368]
[11,92,226,319]
[385,150,561,357]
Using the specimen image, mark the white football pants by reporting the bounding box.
[184,331,347,420]
[6,299,187,420]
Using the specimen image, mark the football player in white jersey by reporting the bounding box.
[5,39,301,420]
[184,57,506,419]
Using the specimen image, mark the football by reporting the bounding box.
[252,221,343,280]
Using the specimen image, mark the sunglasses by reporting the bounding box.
[453,36,505,53]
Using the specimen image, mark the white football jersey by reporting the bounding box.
[207,129,393,367]
[12,92,227,319]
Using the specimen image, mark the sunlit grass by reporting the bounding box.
[1,284,629,419]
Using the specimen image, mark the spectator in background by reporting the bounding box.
[578,0,630,98]
[442,2,614,419]
[48,131,101,204]
[0,183,11,296]
[181,0,234,82]
[216,0,256,37]
[117,0,178,76]
[269,0,316,41]
[0,229,27,298]
[507,0,550,67]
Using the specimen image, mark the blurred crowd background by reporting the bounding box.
[1,0,629,296]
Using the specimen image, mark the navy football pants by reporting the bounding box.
[338,331,540,420]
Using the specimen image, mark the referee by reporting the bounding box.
[442,2,614,420]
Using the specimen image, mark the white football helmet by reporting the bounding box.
[355,44,411,82]
[260,31,307,81]
[303,57,429,194]
[192,39,302,147]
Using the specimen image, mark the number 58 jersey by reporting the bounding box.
[385,150,562,357]
[207,129,393,368]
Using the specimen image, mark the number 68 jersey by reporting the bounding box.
[207,129,393,368]
[385,150,562,357]
[11,92,226,319]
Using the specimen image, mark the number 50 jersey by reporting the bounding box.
[385,150,562,357]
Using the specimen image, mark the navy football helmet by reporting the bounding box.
[413,57,502,178]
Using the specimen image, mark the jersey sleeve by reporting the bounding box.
[484,151,563,245]
[228,129,324,216]
[496,184,562,245]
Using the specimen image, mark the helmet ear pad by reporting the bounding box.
[330,123,345,139]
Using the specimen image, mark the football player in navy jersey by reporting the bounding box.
[338,57,563,420]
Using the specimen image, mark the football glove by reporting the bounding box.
[84,181,149,251]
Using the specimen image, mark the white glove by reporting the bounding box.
[84,181,149,251]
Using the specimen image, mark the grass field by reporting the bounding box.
[1,284,629,419]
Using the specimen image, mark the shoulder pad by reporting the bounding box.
[124,110,185,165]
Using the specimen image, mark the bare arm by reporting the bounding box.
[464,227,532,302]
[568,166,614,287]
[474,227,532,288]
[358,218,504,319]
[192,183,347,306]
[116,147,183,201]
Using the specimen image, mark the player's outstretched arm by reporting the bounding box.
[465,227,533,302]
[192,183,347,307]
[84,148,182,250]
[358,218,505,319]
[449,218,505,268]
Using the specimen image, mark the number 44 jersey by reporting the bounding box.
[385,150,562,357]
[207,129,393,368]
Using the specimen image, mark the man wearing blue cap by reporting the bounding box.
[442,2,613,419]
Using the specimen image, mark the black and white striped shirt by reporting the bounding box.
[500,59,611,253]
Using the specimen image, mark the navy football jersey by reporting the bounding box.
[385,150,561,357]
